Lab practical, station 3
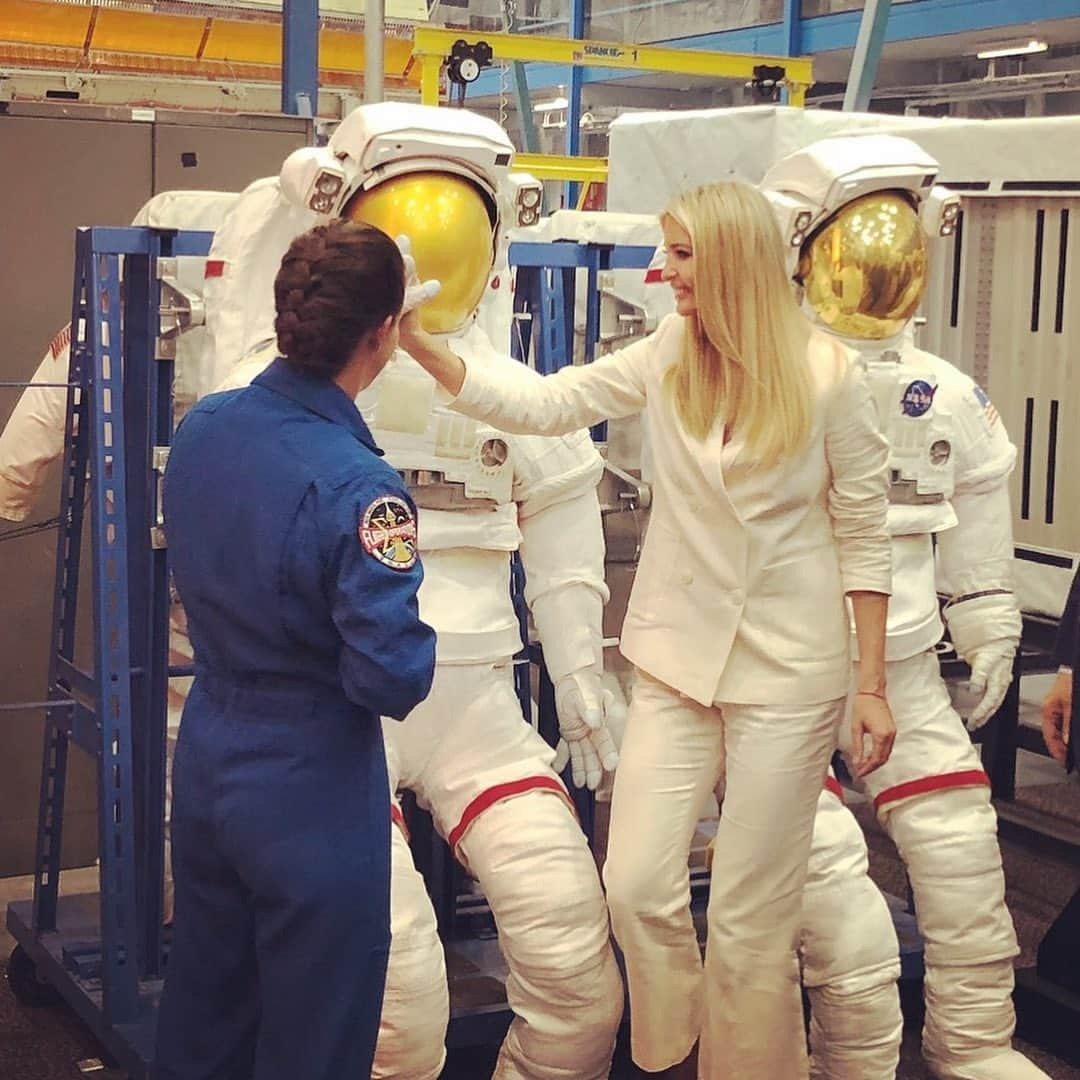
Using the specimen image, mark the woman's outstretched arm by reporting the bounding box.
[398,309,670,438]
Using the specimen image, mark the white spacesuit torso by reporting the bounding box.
[357,322,602,665]
[845,335,1016,662]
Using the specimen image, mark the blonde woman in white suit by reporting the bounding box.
[399,181,896,1079]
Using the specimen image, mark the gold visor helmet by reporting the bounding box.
[797,190,928,341]
[344,171,496,335]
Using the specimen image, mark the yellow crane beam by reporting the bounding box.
[0,0,419,88]
[409,26,813,183]
[411,25,813,96]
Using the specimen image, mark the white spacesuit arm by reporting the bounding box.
[444,314,679,437]
[517,432,608,682]
[0,333,72,521]
[938,483,1017,609]
[945,371,1017,494]
[516,434,617,788]
[938,483,1021,730]
[935,376,1021,727]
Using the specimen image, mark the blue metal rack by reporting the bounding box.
[505,237,656,837]
[508,239,656,445]
[5,231,663,1067]
[6,226,213,1077]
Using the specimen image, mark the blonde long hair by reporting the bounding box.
[661,181,813,467]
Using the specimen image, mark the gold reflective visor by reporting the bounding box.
[344,171,495,334]
[798,191,928,341]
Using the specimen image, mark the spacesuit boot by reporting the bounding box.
[802,782,902,1080]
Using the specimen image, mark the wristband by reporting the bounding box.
[856,689,888,701]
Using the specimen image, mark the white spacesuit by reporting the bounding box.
[0,189,238,522]
[763,134,1046,1080]
[207,102,623,1080]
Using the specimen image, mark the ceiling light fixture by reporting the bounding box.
[532,95,568,112]
[976,39,1048,60]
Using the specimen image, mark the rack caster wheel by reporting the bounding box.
[6,945,61,1007]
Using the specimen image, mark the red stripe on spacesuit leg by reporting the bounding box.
[873,768,990,811]
[390,802,410,842]
[824,776,845,802]
[447,776,577,852]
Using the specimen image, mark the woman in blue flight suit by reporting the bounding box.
[155,221,436,1080]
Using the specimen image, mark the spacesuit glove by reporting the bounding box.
[964,642,1016,731]
[554,666,619,791]
[394,234,442,314]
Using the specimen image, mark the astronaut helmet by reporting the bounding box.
[278,102,538,336]
[759,134,961,341]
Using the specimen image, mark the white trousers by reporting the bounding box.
[802,783,902,1080]
[603,670,842,1077]
[382,662,623,1080]
[830,651,1048,1080]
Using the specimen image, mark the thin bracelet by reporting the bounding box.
[855,689,888,701]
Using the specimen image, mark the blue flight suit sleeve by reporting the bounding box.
[315,473,435,720]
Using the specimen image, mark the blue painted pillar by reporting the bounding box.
[843,0,893,111]
[283,0,319,117]
[779,0,801,104]
[565,0,586,208]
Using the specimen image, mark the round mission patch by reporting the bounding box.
[900,379,936,418]
[359,495,418,571]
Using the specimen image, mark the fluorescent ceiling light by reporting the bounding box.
[977,39,1048,59]
[533,95,568,112]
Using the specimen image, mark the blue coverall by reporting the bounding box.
[154,358,436,1080]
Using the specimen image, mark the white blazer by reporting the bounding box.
[451,314,891,707]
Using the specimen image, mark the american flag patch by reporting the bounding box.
[49,323,71,360]
[972,384,1000,427]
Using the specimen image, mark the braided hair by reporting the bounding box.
[274,220,405,379]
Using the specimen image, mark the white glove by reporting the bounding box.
[394,234,441,314]
[553,665,619,791]
[963,642,1016,731]
[945,592,1020,732]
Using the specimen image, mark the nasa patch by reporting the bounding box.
[359,495,418,571]
[901,379,936,418]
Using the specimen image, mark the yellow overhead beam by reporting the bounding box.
[514,153,609,184]
[410,25,813,106]
[0,0,419,88]
[409,26,812,183]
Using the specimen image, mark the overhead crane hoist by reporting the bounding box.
[409,25,814,183]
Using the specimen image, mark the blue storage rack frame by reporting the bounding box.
[6,225,213,1077]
